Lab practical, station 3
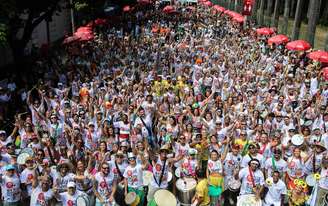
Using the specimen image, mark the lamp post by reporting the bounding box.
[70,0,75,33]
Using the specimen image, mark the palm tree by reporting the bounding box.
[291,0,304,40]
[325,34,328,51]
[306,0,321,46]
[282,0,290,34]
[257,0,265,26]
[271,0,280,28]
[266,0,274,26]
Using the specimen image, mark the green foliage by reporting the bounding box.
[75,2,89,11]
[0,23,7,46]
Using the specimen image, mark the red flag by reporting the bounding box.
[242,0,254,16]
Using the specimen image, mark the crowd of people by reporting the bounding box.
[0,1,328,206]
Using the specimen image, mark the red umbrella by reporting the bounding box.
[307,51,328,63]
[77,27,92,33]
[62,35,80,44]
[202,1,213,7]
[138,0,151,5]
[256,27,274,36]
[94,18,106,25]
[286,40,312,51]
[78,33,94,41]
[213,5,225,12]
[323,67,328,81]
[123,5,131,12]
[233,16,244,23]
[163,5,175,13]
[198,0,208,2]
[268,34,289,45]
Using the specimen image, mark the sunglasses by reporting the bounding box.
[128,158,136,161]
[102,167,110,169]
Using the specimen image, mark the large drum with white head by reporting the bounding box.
[237,194,262,206]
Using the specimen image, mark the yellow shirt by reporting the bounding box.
[196,179,210,206]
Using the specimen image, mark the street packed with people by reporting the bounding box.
[0,1,328,206]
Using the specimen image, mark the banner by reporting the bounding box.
[242,0,254,16]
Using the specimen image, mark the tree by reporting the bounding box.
[0,0,63,65]
[257,0,265,25]
[282,0,290,34]
[306,0,321,46]
[266,0,274,26]
[271,0,280,28]
[291,0,304,40]
[325,33,328,51]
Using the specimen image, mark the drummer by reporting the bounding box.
[192,170,210,206]
[147,145,174,202]
[180,148,199,178]
[237,159,265,200]
[123,152,148,206]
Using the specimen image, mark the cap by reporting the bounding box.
[88,122,95,126]
[249,159,260,165]
[159,144,170,152]
[5,164,15,171]
[121,141,128,147]
[67,181,76,188]
[127,152,135,159]
[0,130,6,135]
[188,148,198,155]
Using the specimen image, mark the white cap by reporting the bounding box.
[67,181,76,188]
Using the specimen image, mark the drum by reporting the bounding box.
[115,182,126,206]
[291,134,304,146]
[167,171,173,182]
[228,178,241,192]
[17,153,30,165]
[175,177,197,205]
[175,167,181,178]
[237,194,262,206]
[306,174,316,187]
[76,194,90,206]
[125,192,140,206]
[148,189,177,206]
[143,171,153,186]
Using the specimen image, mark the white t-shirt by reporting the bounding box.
[264,158,287,177]
[109,160,127,181]
[151,158,170,189]
[223,152,242,177]
[30,186,53,206]
[123,164,143,189]
[241,153,264,169]
[264,178,287,206]
[238,167,265,195]
[20,168,35,195]
[207,159,223,174]
[0,174,21,202]
[173,143,190,167]
[53,173,75,193]
[94,172,115,199]
[319,167,328,190]
[58,190,86,206]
